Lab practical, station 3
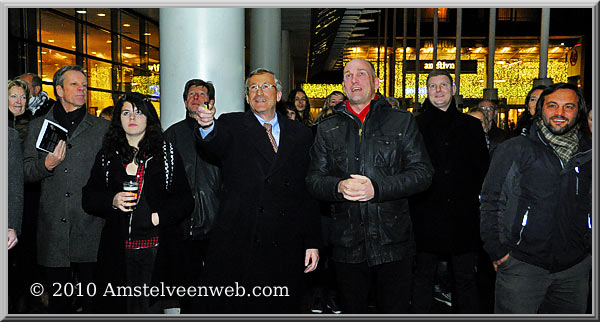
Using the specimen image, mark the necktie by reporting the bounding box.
[263,123,278,153]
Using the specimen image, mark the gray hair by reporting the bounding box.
[53,65,87,98]
[245,68,282,93]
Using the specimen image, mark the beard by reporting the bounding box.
[542,115,578,135]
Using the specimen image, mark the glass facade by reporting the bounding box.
[9,8,160,116]
[303,38,582,129]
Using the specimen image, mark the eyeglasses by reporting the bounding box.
[248,83,276,93]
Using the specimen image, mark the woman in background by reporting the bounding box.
[8,79,31,142]
[82,92,193,313]
[288,88,314,126]
[315,91,345,123]
[513,85,547,137]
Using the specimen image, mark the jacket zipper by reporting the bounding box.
[574,166,579,195]
[516,207,529,246]
[127,156,151,241]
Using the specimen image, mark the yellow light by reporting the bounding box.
[125,46,132,50]
[97,13,106,17]
[106,40,112,43]
[76,10,86,14]
[123,24,131,27]
[48,39,55,43]
[144,32,151,36]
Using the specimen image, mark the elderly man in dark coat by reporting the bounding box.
[190,68,321,314]
[409,69,490,313]
[23,65,109,313]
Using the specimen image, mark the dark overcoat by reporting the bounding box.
[196,110,321,313]
[409,99,490,254]
[23,105,109,267]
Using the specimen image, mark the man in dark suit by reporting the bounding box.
[191,68,321,313]
[409,69,490,313]
[23,65,109,313]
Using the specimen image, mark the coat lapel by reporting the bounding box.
[243,111,277,167]
[267,114,295,177]
[70,112,93,140]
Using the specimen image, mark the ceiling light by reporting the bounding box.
[125,46,131,50]
[97,13,106,17]
[123,23,131,27]
[106,40,112,43]
[48,39,55,43]
[76,10,87,14]
[143,33,151,36]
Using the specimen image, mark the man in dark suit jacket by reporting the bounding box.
[191,68,321,313]
[409,69,490,313]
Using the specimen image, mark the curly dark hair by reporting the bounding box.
[101,92,164,164]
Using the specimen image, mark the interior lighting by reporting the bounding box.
[123,23,131,27]
[97,13,106,17]
[143,32,151,36]
[125,46,132,50]
[106,40,112,43]
[76,10,87,14]
[48,39,55,43]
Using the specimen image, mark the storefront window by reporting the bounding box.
[86,26,112,60]
[40,49,76,84]
[87,58,112,91]
[145,22,159,48]
[86,8,111,31]
[40,10,76,50]
[120,11,140,41]
[122,37,141,67]
[88,90,114,115]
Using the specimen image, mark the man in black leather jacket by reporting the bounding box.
[306,58,433,313]
[164,79,221,313]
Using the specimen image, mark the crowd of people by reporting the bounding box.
[7,59,593,315]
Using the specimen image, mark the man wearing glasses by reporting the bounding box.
[190,68,321,313]
[478,99,508,146]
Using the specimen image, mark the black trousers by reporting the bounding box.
[124,246,160,314]
[179,239,209,313]
[335,259,412,314]
[44,262,96,314]
[411,251,479,313]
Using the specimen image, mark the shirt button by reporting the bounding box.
[258,206,264,214]
[61,218,67,223]
[444,169,450,175]
[65,192,71,198]
[279,210,286,216]
[64,168,68,173]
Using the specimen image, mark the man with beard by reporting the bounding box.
[480,83,592,313]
